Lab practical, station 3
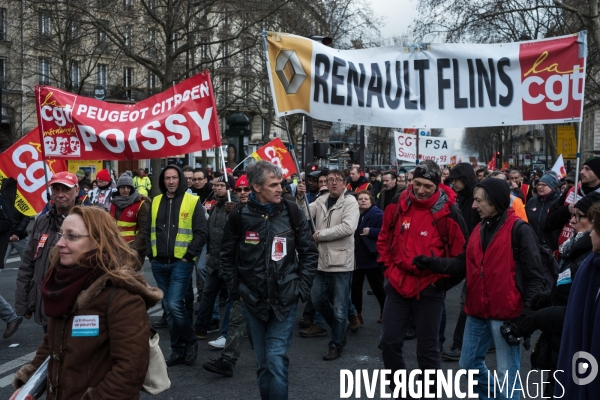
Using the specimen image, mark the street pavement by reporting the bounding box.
[0,256,543,399]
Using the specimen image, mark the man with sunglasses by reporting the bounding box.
[15,172,82,332]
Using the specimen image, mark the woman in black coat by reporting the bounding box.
[351,190,386,324]
[522,193,600,396]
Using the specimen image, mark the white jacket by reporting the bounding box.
[298,190,359,272]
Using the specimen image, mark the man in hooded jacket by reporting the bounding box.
[446,163,481,233]
[145,165,207,367]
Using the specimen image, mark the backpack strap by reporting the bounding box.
[435,215,450,257]
[511,218,525,261]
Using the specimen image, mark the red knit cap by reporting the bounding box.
[236,175,249,189]
[96,169,111,182]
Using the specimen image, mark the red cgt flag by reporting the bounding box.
[0,128,68,216]
[487,153,497,171]
[251,138,297,178]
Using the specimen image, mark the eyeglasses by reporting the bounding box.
[236,187,251,193]
[57,232,90,242]
[571,213,585,222]
[327,177,344,183]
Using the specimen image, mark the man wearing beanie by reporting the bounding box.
[525,172,561,250]
[547,156,600,248]
[109,173,150,267]
[89,169,115,212]
[376,160,468,392]
[413,178,546,400]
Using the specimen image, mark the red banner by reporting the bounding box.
[251,138,297,178]
[35,71,221,160]
[0,128,68,216]
[487,153,497,171]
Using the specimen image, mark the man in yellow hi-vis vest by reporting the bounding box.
[146,164,206,367]
[133,168,152,197]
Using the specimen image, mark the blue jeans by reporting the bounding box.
[195,245,220,320]
[242,301,297,400]
[151,259,196,354]
[311,271,352,349]
[460,316,521,400]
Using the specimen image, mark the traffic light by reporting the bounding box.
[306,163,319,172]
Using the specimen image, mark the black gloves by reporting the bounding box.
[530,292,550,311]
[412,255,442,273]
[510,306,532,338]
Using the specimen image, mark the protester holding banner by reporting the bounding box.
[89,169,116,212]
[15,172,82,331]
[110,173,151,267]
[146,165,206,367]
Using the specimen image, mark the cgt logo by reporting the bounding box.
[520,35,584,121]
[275,50,307,95]
[572,351,598,386]
[181,211,190,221]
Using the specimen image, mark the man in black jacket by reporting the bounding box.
[193,174,238,339]
[413,178,546,399]
[547,157,600,247]
[220,161,318,400]
[146,165,207,367]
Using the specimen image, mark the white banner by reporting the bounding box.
[264,31,587,128]
[393,132,455,164]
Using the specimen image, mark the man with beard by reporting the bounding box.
[377,170,403,211]
[547,157,600,248]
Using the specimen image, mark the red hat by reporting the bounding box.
[96,169,111,182]
[235,175,249,189]
[226,167,233,174]
[48,171,78,188]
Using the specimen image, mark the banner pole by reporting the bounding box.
[574,32,588,192]
[232,155,253,172]
[283,117,316,233]
[220,145,232,202]
[42,156,51,204]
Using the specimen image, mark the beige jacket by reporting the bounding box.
[298,190,359,272]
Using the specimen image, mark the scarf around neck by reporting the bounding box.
[111,190,139,210]
[41,251,105,317]
[249,192,277,214]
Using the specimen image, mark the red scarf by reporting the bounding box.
[41,252,105,317]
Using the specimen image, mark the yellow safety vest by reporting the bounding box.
[150,192,199,259]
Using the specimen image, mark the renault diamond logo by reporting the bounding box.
[275,50,306,94]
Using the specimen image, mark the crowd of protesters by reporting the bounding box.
[2,156,600,399]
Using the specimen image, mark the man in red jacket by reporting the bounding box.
[377,160,467,391]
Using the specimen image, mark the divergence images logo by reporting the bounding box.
[275,50,306,95]
[572,351,598,386]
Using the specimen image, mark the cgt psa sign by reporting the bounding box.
[394,131,455,165]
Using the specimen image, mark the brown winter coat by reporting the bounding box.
[13,269,162,400]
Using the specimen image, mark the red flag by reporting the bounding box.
[487,153,497,170]
[35,71,221,160]
[502,161,509,170]
[251,138,297,178]
[0,128,68,216]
